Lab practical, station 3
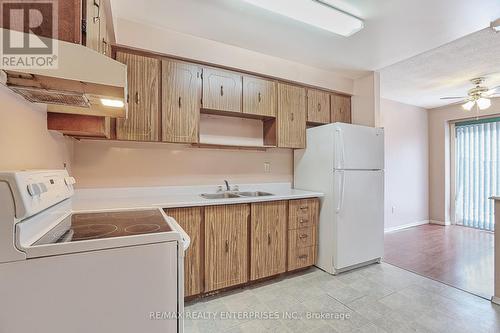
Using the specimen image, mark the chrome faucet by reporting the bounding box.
[224,180,230,191]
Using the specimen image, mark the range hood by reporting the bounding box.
[0,29,127,118]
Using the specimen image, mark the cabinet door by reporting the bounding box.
[277,83,306,148]
[243,76,276,117]
[85,0,100,52]
[250,201,287,280]
[116,52,160,141]
[162,60,202,143]
[205,204,249,292]
[202,68,242,113]
[307,89,330,124]
[165,207,203,297]
[331,94,351,124]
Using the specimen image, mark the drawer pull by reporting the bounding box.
[258,92,262,103]
[299,218,309,224]
[300,206,309,210]
[225,240,229,253]
[298,255,308,260]
[220,85,224,96]
[268,233,271,245]
[299,234,308,239]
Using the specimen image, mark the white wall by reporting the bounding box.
[428,98,500,224]
[380,99,429,231]
[0,85,73,171]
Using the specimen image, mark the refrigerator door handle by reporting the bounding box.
[335,128,345,169]
[335,170,345,214]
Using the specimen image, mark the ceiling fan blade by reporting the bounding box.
[485,86,500,95]
[440,96,466,100]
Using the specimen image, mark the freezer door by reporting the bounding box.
[333,170,384,270]
[333,123,384,170]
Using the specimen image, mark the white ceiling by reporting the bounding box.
[110,0,500,79]
[380,28,500,109]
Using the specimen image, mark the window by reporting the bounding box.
[455,118,500,231]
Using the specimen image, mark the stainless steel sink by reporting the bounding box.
[200,191,274,199]
[236,191,273,197]
[200,193,241,199]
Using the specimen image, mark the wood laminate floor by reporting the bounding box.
[384,224,494,299]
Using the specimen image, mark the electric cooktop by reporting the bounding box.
[33,209,172,245]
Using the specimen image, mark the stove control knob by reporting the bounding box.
[27,184,41,197]
[38,183,48,194]
[64,177,76,186]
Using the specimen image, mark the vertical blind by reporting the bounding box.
[455,118,500,231]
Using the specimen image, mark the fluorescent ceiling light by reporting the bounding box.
[100,98,125,108]
[241,0,364,37]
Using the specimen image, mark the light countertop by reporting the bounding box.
[72,183,323,212]
[490,197,500,200]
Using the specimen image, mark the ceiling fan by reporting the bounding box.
[440,77,500,111]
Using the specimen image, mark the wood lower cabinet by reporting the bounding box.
[277,83,306,148]
[243,76,276,118]
[205,204,249,292]
[331,94,351,123]
[202,68,242,113]
[162,60,202,143]
[250,201,287,280]
[165,207,203,298]
[115,52,160,141]
[288,198,319,271]
[307,89,330,124]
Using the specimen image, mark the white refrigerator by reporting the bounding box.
[294,123,384,274]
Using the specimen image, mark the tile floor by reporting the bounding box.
[185,263,500,333]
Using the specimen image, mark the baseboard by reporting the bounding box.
[384,220,429,233]
[491,296,500,305]
[429,220,451,226]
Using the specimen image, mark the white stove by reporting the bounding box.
[0,170,189,333]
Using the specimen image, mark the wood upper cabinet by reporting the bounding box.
[243,76,276,117]
[277,83,306,148]
[307,89,330,124]
[205,204,249,292]
[85,0,101,52]
[165,207,203,297]
[250,201,287,280]
[115,52,160,141]
[162,60,202,143]
[331,94,351,124]
[202,68,242,113]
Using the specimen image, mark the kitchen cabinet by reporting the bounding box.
[250,201,287,280]
[165,207,203,297]
[277,83,306,148]
[162,60,202,143]
[243,76,276,118]
[47,113,110,138]
[307,89,330,124]
[84,0,100,52]
[115,52,160,141]
[288,198,319,271]
[202,68,242,113]
[205,204,249,292]
[331,94,351,124]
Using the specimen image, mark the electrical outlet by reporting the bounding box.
[264,162,271,173]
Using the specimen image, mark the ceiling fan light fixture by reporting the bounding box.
[477,97,491,110]
[462,100,475,111]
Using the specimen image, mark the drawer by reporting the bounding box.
[288,246,316,271]
[289,227,316,248]
[289,198,318,230]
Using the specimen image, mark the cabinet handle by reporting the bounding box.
[300,206,309,210]
[258,92,261,103]
[318,103,321,112]
[299,234,308,239]
[268,233,271,245]
[102,38,107,55]
[93,0,100,23]
[299,218,309,224]
[225,240,229,253]
[135,92,140,105]
[220,85,224,96]
[178,96,182,108]
[291,113,294,121]
[298,255,308,260]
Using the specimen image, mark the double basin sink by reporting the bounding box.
[200,191,273,199]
